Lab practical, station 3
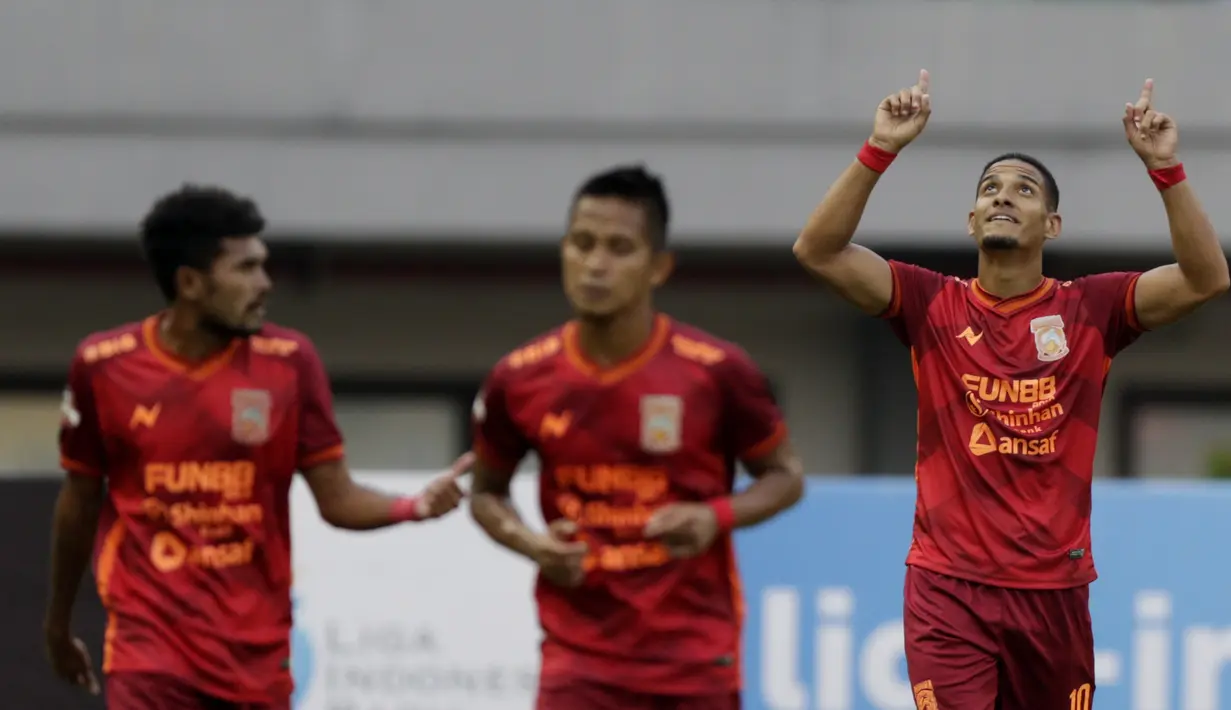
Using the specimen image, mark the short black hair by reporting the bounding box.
[980,153,1060,212]
[140,184,266,302]
[573,164,670,250]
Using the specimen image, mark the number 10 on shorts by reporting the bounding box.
[1070,682,1092,710]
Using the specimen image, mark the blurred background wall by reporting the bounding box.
[4,2,1231,709]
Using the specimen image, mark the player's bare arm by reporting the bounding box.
[44,472,103,695]
[303,452,472,530]
[794,70,932,315]
[645,440,804,559]
[1120,79,1230,330]
[470,458,588,587]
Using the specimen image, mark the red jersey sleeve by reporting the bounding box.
[1073,271,1145,356]
[717,347,787,461]
[471,364,530,475]
[880,260,949,346]
[295,338,345,469]
[58,350,106,477]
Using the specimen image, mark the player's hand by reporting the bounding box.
[643,503,720,559]
[870,69,932,154]
[415,452,474,519]
[44,628,100,695]
[531,519,588,588]
[1123,78,1179,170]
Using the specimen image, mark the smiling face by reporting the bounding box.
[968,159,1062,253]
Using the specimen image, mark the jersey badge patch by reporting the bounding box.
[1030,315,1070,362]
[640,395,683,454]
[232,389,273,445]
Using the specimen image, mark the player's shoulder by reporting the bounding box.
[665,319,759,373]
[1056,271,1140,295]
[72,319,146,369]
[248,322,318,361]
[488,323,569,383]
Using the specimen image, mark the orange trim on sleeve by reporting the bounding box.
[879,262,903,319]
[909,347,920,388]
[60,456,100,477]
[299,444,345,470]
[1124,273,1145,332]
[741,421,787,461]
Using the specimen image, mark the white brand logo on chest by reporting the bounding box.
[231,389,272,445]
[640,395,683,454]
[1030,315,1070,362]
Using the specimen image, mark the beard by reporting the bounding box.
[980,235,1020,251]
[200,309,259,339]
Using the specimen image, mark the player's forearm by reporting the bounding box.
[470,493,542,561]
[729,470,805,529]
[1160,180,1230,296]
[792,159,883,270]
[45,477,103,633]
[318,483,410,530]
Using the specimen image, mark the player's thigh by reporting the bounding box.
[996,585,1096,710]
[903,566,1000,710]
[106,672,210,710]
[655,691,741,710]
[536,678,655,710]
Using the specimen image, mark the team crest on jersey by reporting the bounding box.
[640,395,683,454]
[231,389,272,445]
[1030,314,1069,362]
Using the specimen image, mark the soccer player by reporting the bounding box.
[793,71,1229,709]
[43,185,473,710]
[469,165,805,710]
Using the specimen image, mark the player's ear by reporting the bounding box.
[967,210,977,238]
[1044,212,1062,241]
[650,250,675,288]
[175,265,208,301]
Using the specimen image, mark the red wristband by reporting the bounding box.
[857,140,897,174]
[707,498,736,533]
[390,495,423,523]
[1149,163,1186,191]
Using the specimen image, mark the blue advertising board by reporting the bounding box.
[735,479,1231,710]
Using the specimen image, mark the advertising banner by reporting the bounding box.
[291,474,1231,710]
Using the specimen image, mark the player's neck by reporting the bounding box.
[575,305,658,367]
[976,252,1045,300]
[158,308,234,363]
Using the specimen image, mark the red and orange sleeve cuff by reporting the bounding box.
[878,262,903,319]
[740,421,788,462]
[1124,273,1145,332]
[61,455,101,477]
[299,444,345,470]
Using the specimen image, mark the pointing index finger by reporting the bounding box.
[917,69,930,94]
[447,451,476,478]
[1138,78,1154,108]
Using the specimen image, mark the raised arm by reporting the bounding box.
[793,70,932,315]
[1120,79,1230,330]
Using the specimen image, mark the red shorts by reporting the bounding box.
[903,566,1096,710]
[106,672,289,710]
[536,677,740,710]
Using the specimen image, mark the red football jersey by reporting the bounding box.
[883,261,1143,589]
[472,315,786,695]
[58,314,343,703]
